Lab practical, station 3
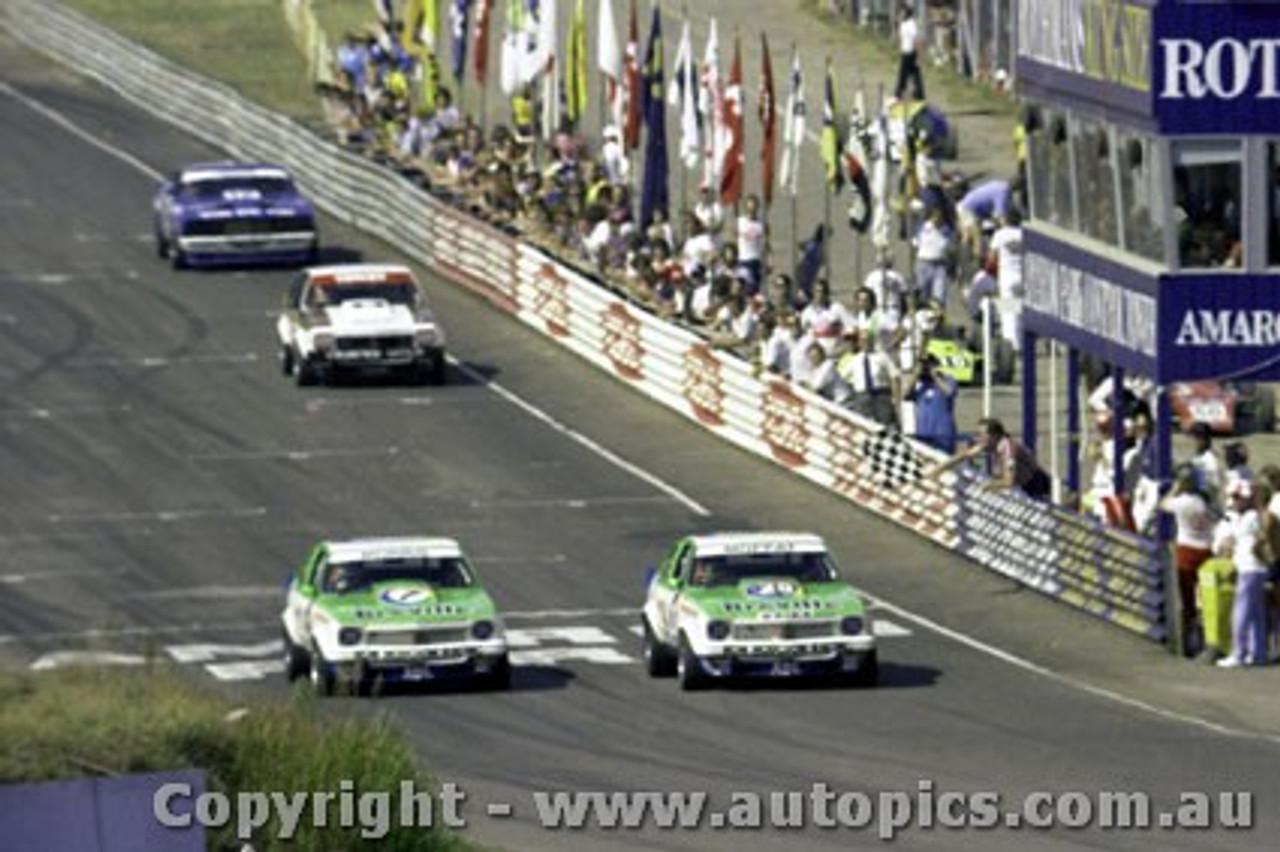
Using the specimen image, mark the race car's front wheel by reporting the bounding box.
[282,631,309,682]
[676,634,709,692]
[642,620,676,677]
[309,646,336,696]
[845,649,879,689]
[280,346,295,377]
[485,654,512,691]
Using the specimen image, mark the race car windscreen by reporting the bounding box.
[323,282,418,307]
[692,552,838,587]
[326,558,473,593]
[184,177,294,199]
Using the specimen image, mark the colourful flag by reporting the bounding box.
[623,0,642,150]
[450,0,469,85]
[405,0,443,108]
[820,58,842,191]
[668,18,699,172]
[500,0,525,94]
[473,0,492,85]
[778,43,805,196]
[639,4,668,229]
[718,34,743,205]
[759,33,776,206]
[566,0,588,125]
[698,18,722,192]
[598,0,622,126]
[538,0,559,138]
[374,0,394,25]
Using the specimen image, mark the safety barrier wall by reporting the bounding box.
[0,0,1165,643]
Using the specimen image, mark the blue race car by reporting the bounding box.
[152,162,318,269]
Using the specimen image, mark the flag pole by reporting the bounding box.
[823,57,832,279]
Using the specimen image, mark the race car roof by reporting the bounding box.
[690,532,828,557]
[179,162,293,183]
[305,264,416,287]
[326,537,464,564]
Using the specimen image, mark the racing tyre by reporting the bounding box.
[280,346,295,378]
[295,357,321,387]
[486,654,512,691]
[282,631,309,682]
[155,230,170,260]
[169,245,187,271]
[676,634,709,692]
[846,649,879,689]
[642,619,676,678]
[428,353,447,386]
[309,646,336,697]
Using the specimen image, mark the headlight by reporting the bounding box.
[414,326,440,347]
[706,620,731,641]
[338,627,363,646]
[471,620,495,640]
[311,332,334,352]
[840,616,865,636]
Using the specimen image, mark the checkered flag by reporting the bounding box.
[857,429,928,489]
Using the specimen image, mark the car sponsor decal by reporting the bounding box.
[744,580,802,599]
[380,586,435,607]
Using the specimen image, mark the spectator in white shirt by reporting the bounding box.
[694,185,725,234]
[800,281,851,354]
[893,3,925,101]
[600,125,631,187]
[837,332,901,427]
[863,254,907,318]
[757,312,797,376]
[988,208,1025,352]
[1214,481,1272,667]
[736,195,767,295]
[1159,466,1216,655]
[913,206,955,307]
[848,286,899,353]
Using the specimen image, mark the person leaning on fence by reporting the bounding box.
[931,418,1051,499]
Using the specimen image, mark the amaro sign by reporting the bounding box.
[1159,275,1280,382]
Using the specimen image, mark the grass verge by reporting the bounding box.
[59,0,325,126]
[0,666,477,851]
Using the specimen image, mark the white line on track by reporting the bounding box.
[8,72,1273,746]
[47,507,268,524]
[466,496,675,510]
[866,597,1280,746]
[185,447,400,462]
[0,567,131,585]
[3,403,133,420]
[0,81,163,180]
[64,353,261,369]
[0,621,277,646]
[449,358,711,517]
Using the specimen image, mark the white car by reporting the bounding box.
[642,532,878,690]
[276,264,447,386]
[281,537,509,695]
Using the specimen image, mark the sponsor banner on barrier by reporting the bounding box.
[680,344,726,426]
[9,0,1165,643]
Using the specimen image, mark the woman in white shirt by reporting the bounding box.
[1215,481,1272,667]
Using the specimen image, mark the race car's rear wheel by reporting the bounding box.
[309,646,335,697]
[676,634,709,692]
[295,357,322,387]
[280,346,295,377]
[642,620,676,678]
[282,631,309,682]
[155,230,170,260]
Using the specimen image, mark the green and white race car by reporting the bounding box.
[641,532,878,690]
[281,537,509,695]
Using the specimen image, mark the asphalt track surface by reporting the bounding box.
[0,33,1276,852]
